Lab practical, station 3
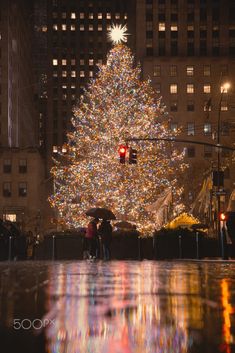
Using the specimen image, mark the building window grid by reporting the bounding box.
[3,182,11,197]
[186,66,194,76]
[19,182,27,197]
[19,159,27,173]
[187,122,195,135]
[3,159,11,173]
[187,84,194,94]
[170,84,178,94]
[204,84,211,93]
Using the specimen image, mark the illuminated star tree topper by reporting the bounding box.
[108,24,128,44]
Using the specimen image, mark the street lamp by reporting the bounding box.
[216,81,230,258]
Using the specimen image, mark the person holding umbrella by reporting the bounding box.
[98,219,113,260]
[85,218,99,259]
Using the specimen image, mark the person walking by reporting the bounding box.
[85,218,99,259]
[99,219,112,260]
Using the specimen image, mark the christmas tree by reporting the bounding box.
[49,43,186,232]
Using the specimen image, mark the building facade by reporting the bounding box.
[0,0,46,233]
[135,0,235,214]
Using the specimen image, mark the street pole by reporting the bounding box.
[216,82,230,258]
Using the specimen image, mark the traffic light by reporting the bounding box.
[219,212,228,222]
[118,145,128,164]
[129,147,137,164]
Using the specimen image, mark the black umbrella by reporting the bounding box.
[85,208,116,220]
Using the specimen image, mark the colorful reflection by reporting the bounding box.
[220,279,235,353]
[42,262,206,353]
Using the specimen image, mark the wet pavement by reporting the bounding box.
[0,260,235,353]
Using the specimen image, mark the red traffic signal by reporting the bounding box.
[118,145,128,164]
[219,212,228,221]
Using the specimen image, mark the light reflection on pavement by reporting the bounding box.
[0,260,235,353]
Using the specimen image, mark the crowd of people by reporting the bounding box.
[83,218,112,260]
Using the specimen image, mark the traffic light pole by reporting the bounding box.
[125,137,235,152]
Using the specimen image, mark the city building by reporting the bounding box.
[0,0,46,232]
[135,0,235,215]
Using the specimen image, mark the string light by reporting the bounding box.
[49,44,187,233]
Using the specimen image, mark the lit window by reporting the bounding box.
[71,59,76,65]
[107,24,111,31]
[171,25,178,31]
[4,213,16,222]
[80,71,85,77]
[62,24,67,31]
[53,59,58,66]
[42,26,47,32]
[98,24,102,31]
[80,24,85,31]
[89,24,93,31]
[221,102,228,111]
[186,66,194,76]
[62,94,67,100]
[71,12,76,19]
[170,65,177,76]
[3,183,11,197]
[89,13,93,19]
[204,123,212,135]
[89,59,94,66]
[153,65,161,77]
[89,71,93,77]
[53,24,58,31]
[170,122,178,132]
[170,84,177,94]
[71,84,76,89]
[115,13,120,19]
[203,65,211,76]
[80,13,85,19]
[62,71,67,77]
[71,24,76,31]
[53,146,58,153]
[62,85,67,89]
[62,59,67,66]
[159,22,166,31]
[204,99,212,111]
[71,71,76,77]
[98,13,102,19]
[80,59,85,65]
[187,84,194,93]
[53,71,58,77]
[19,159,27,173]
[106,13,111,19]
[124,13,128,20]
[62,12,66,19]
[62,145,67,153]
[221,85,229,93]
[187,122,195,135]
[187,25,194,31]
[19,182,27,197]
[204,84,211,93]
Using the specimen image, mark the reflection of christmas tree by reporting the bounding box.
[49,44,186,232]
